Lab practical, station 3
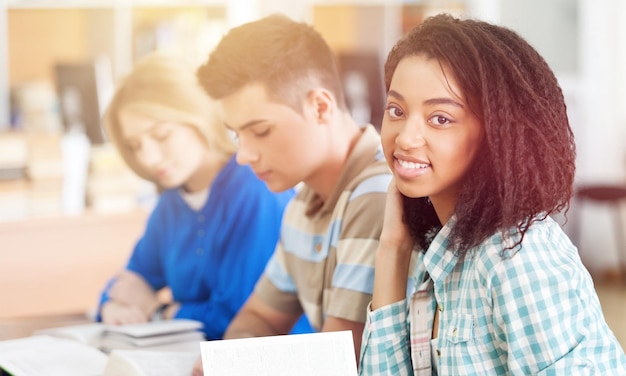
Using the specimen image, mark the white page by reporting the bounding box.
[33,322,104,347]
[137,339,202,353]
[200,331,357,376]
[100,331,204,350]
[104,319,203,338]
[0,335,107,376]
[104,349,200,376]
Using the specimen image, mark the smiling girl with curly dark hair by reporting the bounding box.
[360,13,626,375]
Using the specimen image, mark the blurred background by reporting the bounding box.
[0,0,624,337]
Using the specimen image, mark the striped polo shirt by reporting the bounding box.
[255,125,392,331]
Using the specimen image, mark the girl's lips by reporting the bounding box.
[393,152,429,166]
[396,158,429,169]
[393,156,430,179]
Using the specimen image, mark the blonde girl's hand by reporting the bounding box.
[101,301,149,325]
[109,270,159,317]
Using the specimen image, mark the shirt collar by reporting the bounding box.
[422,215,460,283]
[305,124,383,216]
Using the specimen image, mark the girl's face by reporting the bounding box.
[381,54,484,223]
[119,108,208,191]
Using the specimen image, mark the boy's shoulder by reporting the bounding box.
[346,158,391,192]
[342,125,391,193]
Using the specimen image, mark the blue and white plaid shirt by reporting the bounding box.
[360,216,626,375]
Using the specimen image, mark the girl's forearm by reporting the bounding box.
[371,242,412,310]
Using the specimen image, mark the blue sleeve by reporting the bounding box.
[95,196,171,321]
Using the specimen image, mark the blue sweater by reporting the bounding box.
[99,157,312,339]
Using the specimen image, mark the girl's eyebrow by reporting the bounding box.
[387,89,464,109]
[424,98,464,109]
[387,90,405,101]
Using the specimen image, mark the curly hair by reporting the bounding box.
[388,14,576,256]
[196,13,347,113]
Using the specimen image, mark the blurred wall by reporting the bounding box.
[1,0,625,277]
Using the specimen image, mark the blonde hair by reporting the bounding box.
[103,52,236,182]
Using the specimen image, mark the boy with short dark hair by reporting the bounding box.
[192,14,392,375]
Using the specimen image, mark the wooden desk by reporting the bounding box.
[0,209,148,319]
[0,312,92,341]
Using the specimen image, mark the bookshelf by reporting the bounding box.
[0,0,233,130]
[0,1,231,220]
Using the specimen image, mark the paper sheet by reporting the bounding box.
[200,331,357,376]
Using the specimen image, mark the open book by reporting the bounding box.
[0,335,108,376]
[0,319,204,376]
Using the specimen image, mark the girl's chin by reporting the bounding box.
[395,181,427,199]
[402,193,428,200]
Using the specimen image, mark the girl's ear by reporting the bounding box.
[307,88,335,124]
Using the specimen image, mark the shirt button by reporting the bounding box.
[198,229,205,237]
[436,349,441,357]
[198,215,205,223]
[438,304,444,312]
[196,248,204,256]
[452,328,458,337]
[315,243,322,252]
